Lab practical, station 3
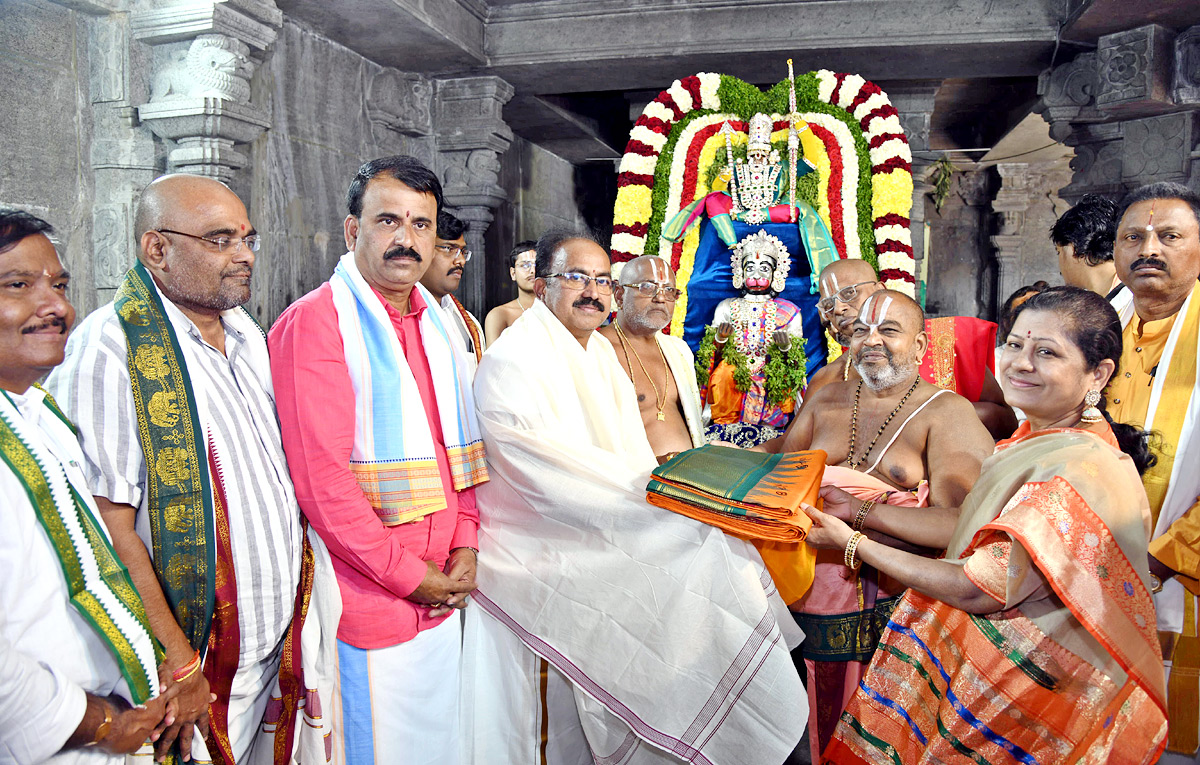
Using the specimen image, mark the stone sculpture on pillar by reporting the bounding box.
[133,0,283,181]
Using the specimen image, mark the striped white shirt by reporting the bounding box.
[46,285,302,668]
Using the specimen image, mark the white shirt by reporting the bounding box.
[0,388,126,765]
[45,283,302,670]
[437,294,484,373]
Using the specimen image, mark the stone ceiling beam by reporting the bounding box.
[482,0,1062,93]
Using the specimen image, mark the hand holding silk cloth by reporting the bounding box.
[647,445,822,603]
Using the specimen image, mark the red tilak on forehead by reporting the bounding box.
[1026,330,1032,338]
[1147,204,1155,231]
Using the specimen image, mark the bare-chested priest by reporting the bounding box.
[775,288,994,761]
[806,258,1016,439]
[599,256,704,461]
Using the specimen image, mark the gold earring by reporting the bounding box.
[1081,389,1104,423]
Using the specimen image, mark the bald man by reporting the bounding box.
[803,259,1016,439]
[776,289,994,761]
[46,174,337,763]
[599,256,703,460]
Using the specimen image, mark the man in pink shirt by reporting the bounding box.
[269,155,487,764]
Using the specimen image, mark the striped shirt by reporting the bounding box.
[46,285,302,668]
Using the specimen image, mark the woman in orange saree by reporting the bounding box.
[806,287,1167,764]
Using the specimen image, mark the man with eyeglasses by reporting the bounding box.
[598,256,704,461]
[483,240,537,345]
[421,210,485,368]
[799,259,1016,440]
[47,174,338,762]
[463,228,806,765]
[270,155,486,763]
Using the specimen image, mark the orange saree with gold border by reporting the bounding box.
[825,423,1167,764]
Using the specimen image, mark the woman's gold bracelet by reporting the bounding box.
[844,532,865,570]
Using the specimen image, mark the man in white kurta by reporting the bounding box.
[462,231,806,765]
[0,210,168,762]
[45,175,337,764]
[421,209,486,373]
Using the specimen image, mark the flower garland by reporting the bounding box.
[694,326,808,405]
[612,70,915,301]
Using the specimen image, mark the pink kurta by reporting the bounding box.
[269,282,479,649]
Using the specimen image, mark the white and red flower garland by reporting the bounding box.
[612,70,915,297]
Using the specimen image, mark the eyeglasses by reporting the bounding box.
[547,272,613,294]
[157,228,260,253]
[817,281,875,314]
[435,244,472,262]
[513,261,536,272]
[622,281,682,300]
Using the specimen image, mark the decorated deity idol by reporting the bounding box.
[697,230,807,445]
[662,112,839,290]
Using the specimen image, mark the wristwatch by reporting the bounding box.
[85,702,113,748]
[1150,573,1164,594]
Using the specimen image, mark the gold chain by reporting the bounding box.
[847,377,920,471]
[614,321,670,421]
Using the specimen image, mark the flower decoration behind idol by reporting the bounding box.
[611,70,915,343]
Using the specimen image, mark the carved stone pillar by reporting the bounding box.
[1037,23,1200,201]
[889,81,941,301]
[132,0,282,182]
[990,163,1034,307]
[435,76,515,317]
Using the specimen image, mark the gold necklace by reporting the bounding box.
[614,321,670,421]
[847,377,920,471]
[516,293,533,313]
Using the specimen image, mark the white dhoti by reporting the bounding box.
[334,615,462,765]
[463,301,807,765]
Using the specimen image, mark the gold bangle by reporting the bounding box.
[852,499,876,532]
[1150,574,1163,594]
[84,701,113,748]
[844,532,865,570]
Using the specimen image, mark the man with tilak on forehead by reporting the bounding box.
[802,258,1016,439]
[760,288,994,762]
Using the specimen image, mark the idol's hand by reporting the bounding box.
[817,484,858,523]
[801,502,853,551]
[715,322,733,345]
[772,328,791,351]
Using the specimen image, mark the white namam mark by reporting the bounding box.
[861,294,893,332]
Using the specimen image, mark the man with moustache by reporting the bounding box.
[802,258,1015,438]
[462,229,806,765]
[598,255,703,460]
[47,175,337,763]
[270,155,486,762]
[775,289,993,761]
[0,209,179,763]
[421,210,485,368]
[483,240,537,345]
[1106,182,1200,762]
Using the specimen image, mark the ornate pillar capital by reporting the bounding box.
[132,0,282,181]
[433,76,515,316]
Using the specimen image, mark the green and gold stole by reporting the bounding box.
[0,388,160,703]
[115,262,218,654]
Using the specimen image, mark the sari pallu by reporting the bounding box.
[826,424,1167,765]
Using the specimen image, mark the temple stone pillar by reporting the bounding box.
[132,0,282,182]
[434,76,515,317]
[1037,23,1200,202]
[889,81,941,303]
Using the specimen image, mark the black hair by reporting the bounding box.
[1009,286,1157,475]
[346,155,443,218]
[998,280,1051,340]
[436,210,468,240]
[508,240,537,270]
[534,228,601,278]
[1050,194,1118,266]
[0,208,54,254]
[1118,182,1200,229]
